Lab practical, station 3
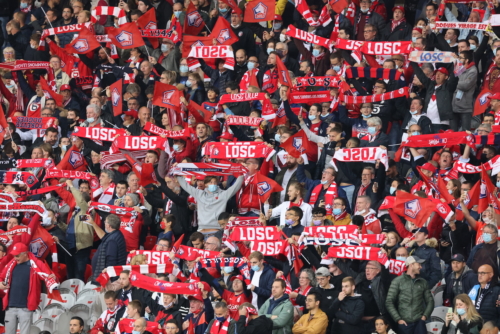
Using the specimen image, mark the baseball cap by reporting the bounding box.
[11,243,28,255]
[421,162,437,173]
[315,267,331,277]
[405,256,425,266]
[188,292,204,302]
[393,5,405,14]
[274,14,282,21]
[487,93,500,101]
[434,67,449,76]
[411,226,429,235]
[230,274,245,282]
[451,254,465,263]
[124,109,138,119]
[60,84,71,91]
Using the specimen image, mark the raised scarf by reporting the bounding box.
[340,87,409,103]
[143,122,189,138]
[0,172,38,187]
[230,226,281,241]
[204,142,275,160]
[113,136,167,151]
[0,60,49,71]
[303,225,358,235]
[95,264,173,287]
[299,232,385,246]
[285,25,332,50]
[328,246,389,267]
[91,183,116,204]
[332,147,389,170]
[289,91,332,104]
[0,158,53,169]
[100,151,147,169]
[218,93,268,105]
[402,131,476,148]
[188,46,234,59]
[91,6,127,26]
[73,127,126,142]
[10,116,58,129]
[308,182,338,215]
[197,257,251,283]
[295,0,331,27]
[225,116,264,127]
[169,163,248,177]
[88,202,137,218]
[335,39,412,55]
[295,76,340,88]
[388,259,406,276]
[130,271,201,294]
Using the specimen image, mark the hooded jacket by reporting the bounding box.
[407,238,442,289]
[443,266,478,305]
[329,294,365,334]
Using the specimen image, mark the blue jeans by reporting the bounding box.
[397,320,427,334]
[388,121,401,153]
[66,246,91,281]
[341,185,355,208]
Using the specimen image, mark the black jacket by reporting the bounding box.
[159,185,192,239]
[401,112,433,135]
[329,295,365,334]
[381,21,412,41]
[115,287,152,316]
[200,59,235,93]
[443,266,478,305]
[469,283,500,327]
[439,221,471,264]
[408,241,442,289]
[235,314,273,334]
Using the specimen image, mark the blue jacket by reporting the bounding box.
[407,240,442,289]
[250,263,275,308]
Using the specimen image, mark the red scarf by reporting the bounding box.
[210,317,231,334]
[333,209,348,221]
[289,199,303,208]
[309,182,338,215]
[328,246,389,267]
[290,285,312,309]
[391,17,406,31]
[340,87,409,104]
[262,68,278,94]
[130,272,201,294]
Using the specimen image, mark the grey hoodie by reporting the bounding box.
[177,175,244,230]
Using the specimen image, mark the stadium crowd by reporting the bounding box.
[1,0,500,333]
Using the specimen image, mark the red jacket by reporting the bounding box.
[0,254,53,311]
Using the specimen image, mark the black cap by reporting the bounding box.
[411,227,429,235]
[451,254,465,263]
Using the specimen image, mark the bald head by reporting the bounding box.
[133,318,147,333]
[477,264,494,285]
[480,321,499,334]
[204,236,220,251]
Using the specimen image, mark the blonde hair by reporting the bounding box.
[130,254,148,265]
[454,294,482,322]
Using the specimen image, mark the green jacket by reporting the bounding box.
[259,295,294,334]
[385,273,434,323]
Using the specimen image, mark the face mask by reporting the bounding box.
[87,117,95,123]
[320,180,328,185]
[390,186,396,195]
[219,7,228,12]
[248,264,261,273]
[412,37,417,43]
[273,23,282,30]
[446,39,451,44]
[34,0,42,7]
[185,80,192,87]
[470,44,477,50]
[367,126,377,135]
[174,11,181,17]
[496,180,500,188]
[231,23,240,28]
[161,44,170,52]
[6,84,14,89]
[410,109,418,115]
[173,144,180,151]
[216,316,226,322]
[275,50,284,58]
[456,308,466,316]
[396,256,407,261]
[285,219,294,225]
[360,7,369,13]
[313,220,322,226]
[417,25,425,29]
[280,34,287,42]
[333,65,341,72]
[68,118,76,124]
[267,48,274,54]
[208,184,218,192]
[42,216,53,226]
[362,114,371,118]
[411,131,420,136]
[333,208,342,215]
[247,62,255,70]
[160,220,167,229]
[30,43,37,49]
[20,2,28,8]
[448,189,453,194]
[223,266,234,274]
[308,115,316,121]
[132,331,140,334]
[180,65,189,73]
[274,134,281,142]
[165,301,174,309]
[312,49,320,57]
[482,233,492,243]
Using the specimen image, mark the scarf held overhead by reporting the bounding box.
[204,142,275,160]
[10,117,58,129]
[402,132,476,148]
[328,246,389,267]
[130,272,200,294]
[285,25,332,49]
[340,87,409,104]
[225,116,264,127]
[0,159,52,169]
[294,76,340,88]
[95,264,173,287]
[112,136,167,151]
[72,127,127,142]
[188,46,234,59]
[0,171,39,186]
[335,39,412,55]
[332,147,389,169]
[169,163,248,177]
[218,93,269,105]
[143,122,189,138]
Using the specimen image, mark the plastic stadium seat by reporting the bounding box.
[434,291,444,307]
[60,278,85,295]
[426,321,444,334]
[77,289,98,301]
[41,303,66,320]
[431,307,449,323]
[34,318,54,332]
[69,304,91,324]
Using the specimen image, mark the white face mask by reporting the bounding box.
[279,34,287,43]
[34,0,42,7]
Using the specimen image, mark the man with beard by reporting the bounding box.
[270,155,310,206]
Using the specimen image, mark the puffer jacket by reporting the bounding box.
[407,238,442,289]
[385,273,434,323]
[452,63,478,114]
[329,294,365,334]
[443,266,478,305]
[258,294,294,334]
[250,263,277,308]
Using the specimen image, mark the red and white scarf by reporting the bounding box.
[95,264,173,287]
[340,87,409,104]
[130,272,200,294]
[295,0,331,27]
[333,209,348,222]
[332,147,389,170]
[290,285,312,310]
[72,127,126,142]
[169,163,248,177]
[197,257,251,283]
[92,183,116,204]
[88,201,137,218]
[204,142,275,160]
[286,25,332,49]
[143,122,189,138]
[210,317,231,334]
[226,116,264,127]
[219,93,268,105]
[328,246,389,267]
[390,17,406,31]
[308,182,338,215]
[91,6,127,26]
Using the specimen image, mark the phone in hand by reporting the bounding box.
[448,307,453,314]
[79,214,89,222]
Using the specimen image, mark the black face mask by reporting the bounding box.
[297,70,305,77]
[68,118,76,124]
[480,153,489,163]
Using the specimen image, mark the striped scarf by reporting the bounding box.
[210,317,231,334]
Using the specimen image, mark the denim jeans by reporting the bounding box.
[66,246,92,281]
[397,319,427,334]
[388,121,402,153]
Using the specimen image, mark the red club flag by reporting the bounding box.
[219,0,242,15]
[57,145,88,171]
[64,27,101,54]
[108,22,145,49]
[0,104,8,146]
[252,173,283,203]
[393,191,435,227]
[39,76,63,106]
[187,100,211,123]
[210,16,239,45]
[473,87,493,116]
[109,79,123,116]
[153,82,181,111]
[279,129,312,159]
[184,2,206,36]
[244,0,275,22]
[141,163,158,186]
[329,0,348,14]
[181,35,214,58]
[137,7,159,49]
[276,55,292,87]
[478,167,500,214]
[436,175,454,203]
